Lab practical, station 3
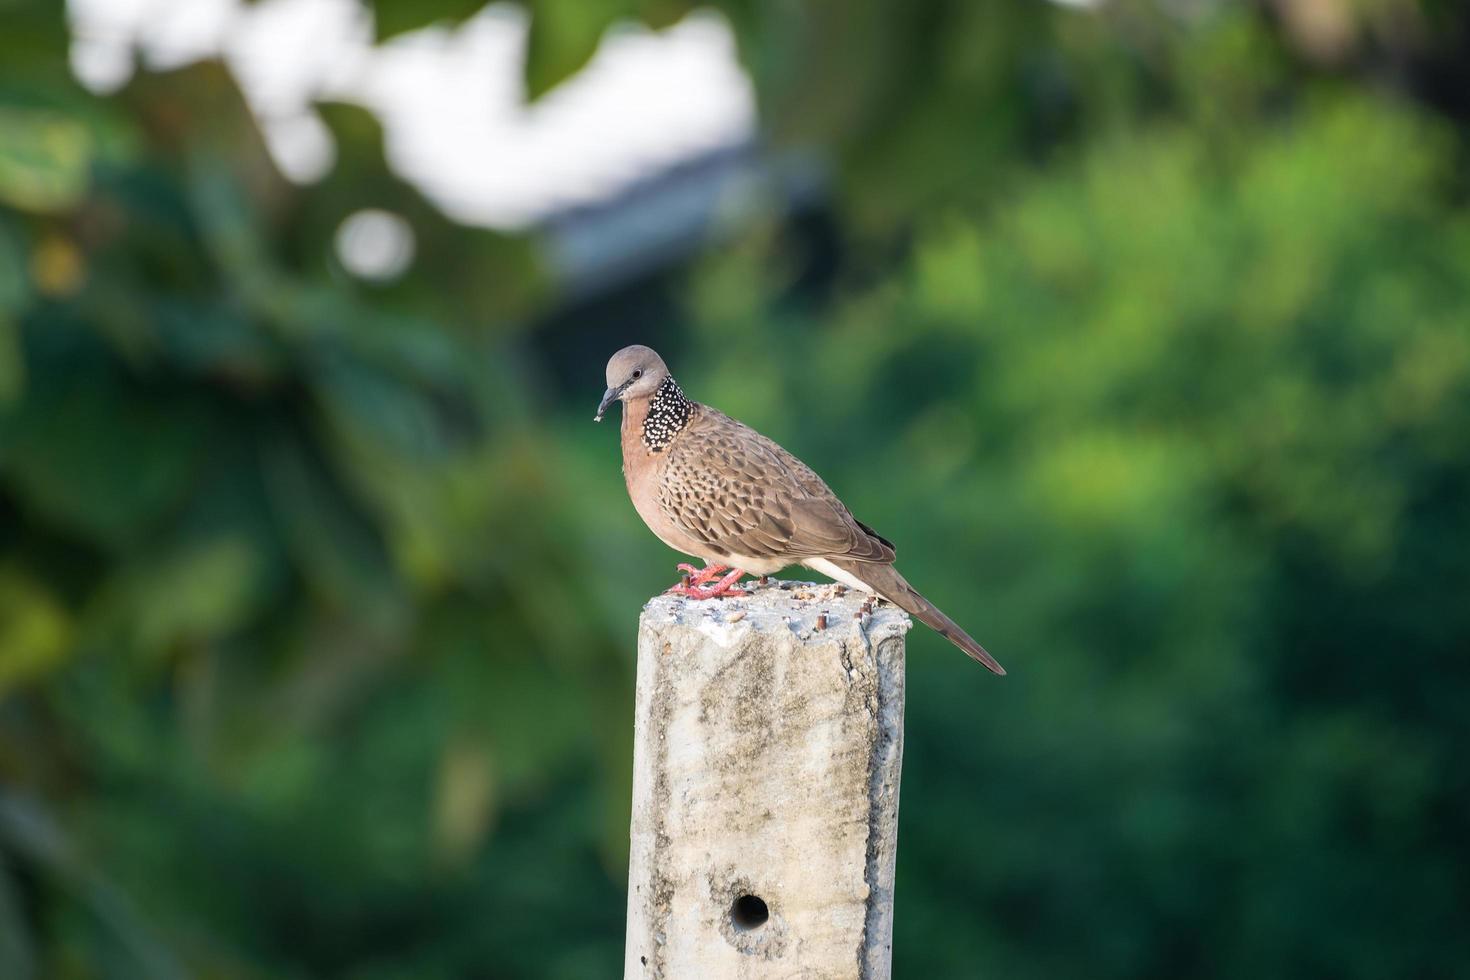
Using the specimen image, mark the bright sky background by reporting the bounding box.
[66,0,758,232]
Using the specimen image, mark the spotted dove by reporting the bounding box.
[596,344,1004,675]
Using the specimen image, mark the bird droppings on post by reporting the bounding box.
[626,581,908,977]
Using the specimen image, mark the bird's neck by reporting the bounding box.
[625,375,693,454]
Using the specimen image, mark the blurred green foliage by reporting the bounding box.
[3,0,1470,977]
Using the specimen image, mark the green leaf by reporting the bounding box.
[0,857,36,980]
[370,0,491,41]
[634,0,697,31]
[431,734,497,868]
[0,567,71,697]
[0,107,92,213]
[524,0,632,101]
[260,430,402,614]
[1,357,204,547]
[101,537,266,655]
[149,298,281,383]
[0,223,27,403]
[0,316,22,406]
[0,219,26,313]
[0,1,71,82]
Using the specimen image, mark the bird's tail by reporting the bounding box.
[830,558,1005,675]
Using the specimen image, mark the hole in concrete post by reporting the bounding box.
[730,894,769,931]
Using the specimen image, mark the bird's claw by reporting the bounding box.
[666,566,747,598]
[675,562,729,586]
[667,583,749,599]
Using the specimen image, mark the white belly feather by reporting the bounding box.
[803,557,876,593]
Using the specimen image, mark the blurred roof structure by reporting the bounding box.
[67,0,763,291]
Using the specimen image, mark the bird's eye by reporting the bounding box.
[632,369,643,379]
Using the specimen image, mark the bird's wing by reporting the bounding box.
[657,407,895,564]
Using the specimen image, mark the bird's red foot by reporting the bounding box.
[667,567,748,598]
[675,562,729,587]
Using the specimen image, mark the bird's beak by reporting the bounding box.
[594,385,621,422]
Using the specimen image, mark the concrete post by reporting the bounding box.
[624,580,909,979]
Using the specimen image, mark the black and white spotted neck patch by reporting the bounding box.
[643,376,693,452]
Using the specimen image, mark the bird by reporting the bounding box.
[595,344,1005,675]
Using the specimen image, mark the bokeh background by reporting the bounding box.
[3,0,1470,977]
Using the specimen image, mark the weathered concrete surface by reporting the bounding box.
[625,579,909,980]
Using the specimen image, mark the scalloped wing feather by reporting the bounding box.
[657,408,896,564]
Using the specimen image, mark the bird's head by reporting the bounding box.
[596,345,668,421]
